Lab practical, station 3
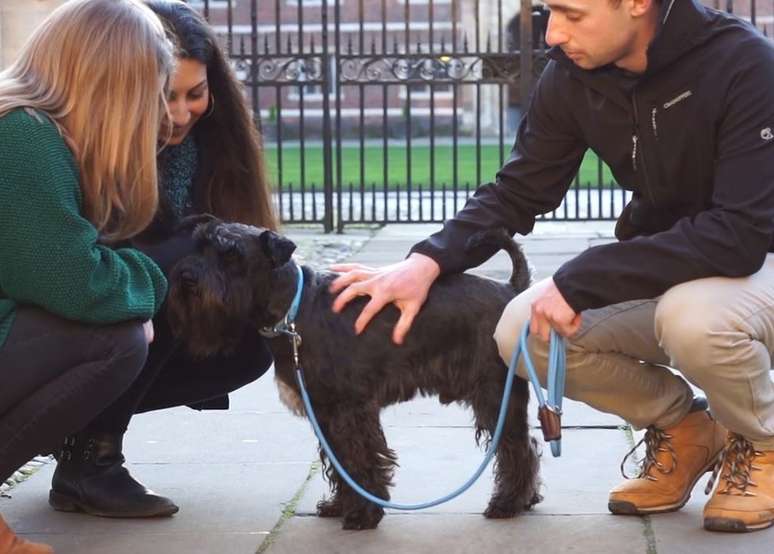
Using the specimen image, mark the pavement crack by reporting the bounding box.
[256,460,321,554]
[641,515,659,554]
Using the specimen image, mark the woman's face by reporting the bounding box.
[162,57,209,145]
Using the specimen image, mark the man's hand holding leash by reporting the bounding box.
[529,279,581,341]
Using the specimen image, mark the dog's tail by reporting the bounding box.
[465,228,531,291]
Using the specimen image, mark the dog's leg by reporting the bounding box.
[314,402,396,530]
[473,376,542,518]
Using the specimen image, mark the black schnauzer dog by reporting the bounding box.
[167,215,541,530]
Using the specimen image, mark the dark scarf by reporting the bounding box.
[158,133,199,219]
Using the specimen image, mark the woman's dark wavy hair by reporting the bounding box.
[146,0,277,230]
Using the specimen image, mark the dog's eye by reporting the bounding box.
[223,245,242,264]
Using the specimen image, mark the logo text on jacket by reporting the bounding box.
[663,90,693,110]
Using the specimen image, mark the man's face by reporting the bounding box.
[544,0,640,70]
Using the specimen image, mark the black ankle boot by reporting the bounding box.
[49,431,179,518]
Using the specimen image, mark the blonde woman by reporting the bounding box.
[0,0,174,550]
[41,0,278,522]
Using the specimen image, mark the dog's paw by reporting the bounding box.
[341,506,384,530]
[316,497,343,518]
[483,499,520,519]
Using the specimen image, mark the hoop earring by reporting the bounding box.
[204,93,215,118]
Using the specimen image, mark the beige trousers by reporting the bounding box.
[494,254,774,450]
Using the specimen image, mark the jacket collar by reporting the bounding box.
[645,0,713,76]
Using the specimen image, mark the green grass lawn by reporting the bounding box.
[264,144,616,189]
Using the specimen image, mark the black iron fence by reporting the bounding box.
[194,0,773,231]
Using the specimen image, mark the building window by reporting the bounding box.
[402,81,453,99]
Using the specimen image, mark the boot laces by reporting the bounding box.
[705,433,762,496]
[620,426,677,481]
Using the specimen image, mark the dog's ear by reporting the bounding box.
[259,230,297,267]
[175,213,219,233]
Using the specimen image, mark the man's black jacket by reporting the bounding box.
[411,0,774,312]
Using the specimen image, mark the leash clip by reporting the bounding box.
[287,321,302,369]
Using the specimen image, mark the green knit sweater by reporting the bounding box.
[0,109,167,349]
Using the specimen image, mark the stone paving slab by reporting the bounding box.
[337,224,615,288]
[338,240,590,265]
[2,460,307,553]
[121,409,316,465]
[367,222,616,239]
[267,513,649,554]
[21,530,263,554]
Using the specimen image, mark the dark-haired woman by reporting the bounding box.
[46,0,277,519]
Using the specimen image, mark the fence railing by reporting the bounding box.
[195,0,772,231]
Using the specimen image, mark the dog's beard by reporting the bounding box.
[167,282,245,358]
[275,376,306,417]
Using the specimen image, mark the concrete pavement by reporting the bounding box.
[2,222,768,553]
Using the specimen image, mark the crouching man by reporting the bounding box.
[330,0,774,533]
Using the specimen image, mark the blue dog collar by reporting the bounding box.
[286,264,304,324]
[258,263,304,338]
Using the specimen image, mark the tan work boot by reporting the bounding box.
[608,408,726,515]
[703,433,774,532]
[0,515,53,554]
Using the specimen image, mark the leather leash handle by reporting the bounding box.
[538,405,562,442]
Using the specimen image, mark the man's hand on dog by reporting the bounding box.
[329,253,441,345]
[529,278,581,341]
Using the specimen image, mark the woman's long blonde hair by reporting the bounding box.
[0,0,174,241]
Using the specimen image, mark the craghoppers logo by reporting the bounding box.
[663,90,692,109]
[762,128,774,141]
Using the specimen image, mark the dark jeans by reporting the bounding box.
[0,305,271,482]
[0,307,148,482]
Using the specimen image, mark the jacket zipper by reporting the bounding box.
[631,135,638,172]
[631,89,657,205]
[651,107,658,138]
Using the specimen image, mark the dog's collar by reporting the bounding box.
[286,263,304,323]
[259,264,304,338]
